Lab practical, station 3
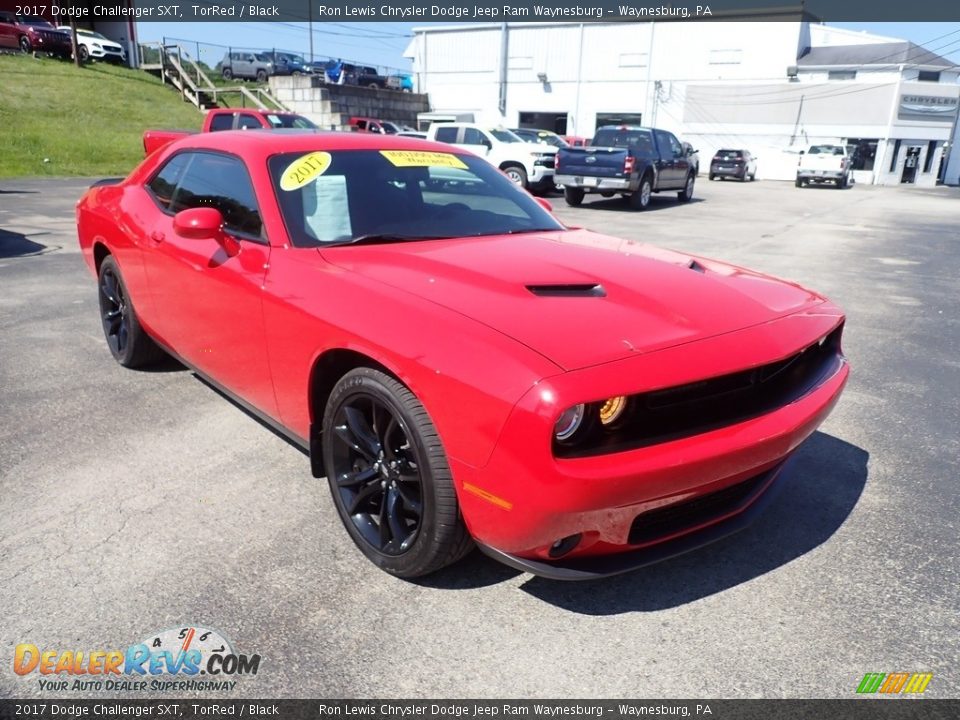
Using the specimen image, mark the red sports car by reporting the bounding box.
[77,131,848,580]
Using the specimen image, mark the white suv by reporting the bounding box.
[56,27,126,64]
[427,123,557,193]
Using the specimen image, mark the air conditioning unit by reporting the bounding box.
[787,65,798,78]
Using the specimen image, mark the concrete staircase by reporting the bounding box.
[270,76,429,130]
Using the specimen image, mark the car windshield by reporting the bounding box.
[269,149,565,247]
[809,145,844,155]
[266,114,318,129]
[592,128,654,151]
[280,54,305,63]
[490,129,523,143]
[536,133,568,148]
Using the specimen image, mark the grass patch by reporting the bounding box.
[0,54,204,177]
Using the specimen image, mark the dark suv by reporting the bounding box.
[0,14,71,58]
[709,149,757,181]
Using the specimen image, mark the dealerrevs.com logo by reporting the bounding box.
[14,626,261,692]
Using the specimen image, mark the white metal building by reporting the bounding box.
[405,18,960,186]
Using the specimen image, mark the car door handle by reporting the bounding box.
[150,231,165,244]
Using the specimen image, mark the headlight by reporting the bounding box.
[599,396,627,426]
[554,404,585,442]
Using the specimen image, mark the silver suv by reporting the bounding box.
[220,51,274,83]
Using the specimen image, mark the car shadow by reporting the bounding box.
[575,196,706,213]
[517,431,867,614]
[0,228,47,258]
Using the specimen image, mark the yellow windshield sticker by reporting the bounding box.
[280,152,332,191]
[380,150,467,169]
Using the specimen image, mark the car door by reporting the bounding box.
[458,128,493,158]
[0,13,17,48]
[654,130,688,188]
[140,150,277,416]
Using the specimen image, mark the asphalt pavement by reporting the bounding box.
[1,176,957,699]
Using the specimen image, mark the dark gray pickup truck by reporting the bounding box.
[555,126,697,210]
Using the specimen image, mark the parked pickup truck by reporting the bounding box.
[143,108,318,156]
[796,144,851,188]
[426,122,557,192]
[555,126,697,210]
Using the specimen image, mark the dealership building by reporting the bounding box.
[404,17,960,186]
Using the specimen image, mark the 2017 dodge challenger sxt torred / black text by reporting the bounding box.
[77,131,848,580]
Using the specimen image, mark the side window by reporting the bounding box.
[356,120,367,130]
[147,153,191,210]
[170,153,263,239]
[434,126,458,143]
[0,12,13,24]
[208,113,234,132]
[463,128,488,146]
[237,114,261,130]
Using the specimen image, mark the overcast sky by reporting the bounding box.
[135,21,960,73]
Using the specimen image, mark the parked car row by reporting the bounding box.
[218,52,413,92]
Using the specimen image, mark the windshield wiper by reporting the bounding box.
[324,233,451,248]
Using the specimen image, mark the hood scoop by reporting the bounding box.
[687,259,707,274]
[526,283,607,298]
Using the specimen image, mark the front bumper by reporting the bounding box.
[529,165,556,187]
[452,306,848,576]
[555,174,633,192]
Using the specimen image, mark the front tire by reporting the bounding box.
[19,35,31,54]
[255,69,268,83]
[78,45,89,63]
[501,164,527,188]
[795,177,804,188]
[322,368,472,578]
[97,255,166,368]
[221,67,233,80]
[564,186,585,206]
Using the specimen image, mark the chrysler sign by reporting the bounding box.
[898,94,959,121]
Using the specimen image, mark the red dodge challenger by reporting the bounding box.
[77,131,848,580]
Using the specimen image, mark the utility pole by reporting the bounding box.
[308,2,314,64]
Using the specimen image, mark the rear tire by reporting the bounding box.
[708,173,715,181]
[221,67,233,80]
[97,255,166,368]
[19,35,31,54]
[255,69,267,83]
[795,177,803,188]
[677,173,695,202]
[628,176,653,210]
[322,368,473,578]
[564,187,585,206]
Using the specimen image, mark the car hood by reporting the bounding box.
[320,230,824,371]
[521,142,557,155]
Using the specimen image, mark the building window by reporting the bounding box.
[595,113,643,128]
[828,70,857,80]
[924,140,937,173]
[845,138,879,171]
[918,70,941,82]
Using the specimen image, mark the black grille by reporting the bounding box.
[555,323,844,458]
[628,466,776,545]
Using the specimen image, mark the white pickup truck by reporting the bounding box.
[426,123,557,193]
[796,144,852,188]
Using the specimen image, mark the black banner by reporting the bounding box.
[17,0,960,22]
[2,701,960,720]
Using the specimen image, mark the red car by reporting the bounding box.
[77,131,848,580]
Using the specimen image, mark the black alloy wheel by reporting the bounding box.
[330,393,425,556]
[99,263,129,359]
[97,255,165,368]
[323,368,472,577]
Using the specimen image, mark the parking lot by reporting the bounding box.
[1,176,958,698]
